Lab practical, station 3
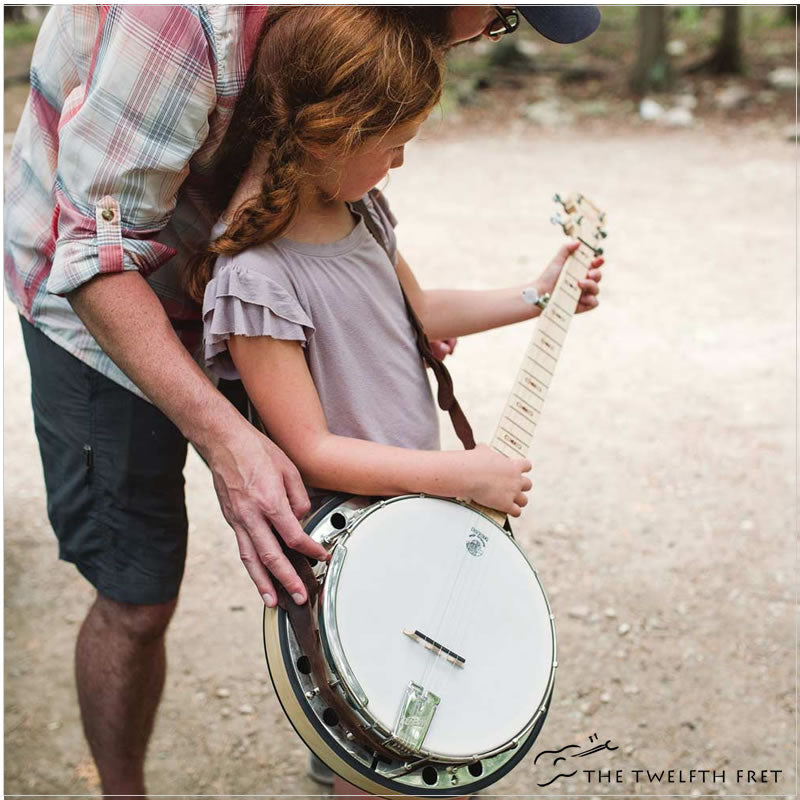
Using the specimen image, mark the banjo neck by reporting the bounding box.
[469,193,607,528]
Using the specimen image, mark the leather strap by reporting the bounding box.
[274,542,402,760]
[354,195,476,451]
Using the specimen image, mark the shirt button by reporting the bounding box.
[101,209,114,221]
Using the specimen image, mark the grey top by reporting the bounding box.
[203,191,439,505]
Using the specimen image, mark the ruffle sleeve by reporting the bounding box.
[202,262,315,379]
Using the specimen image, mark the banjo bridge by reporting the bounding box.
[403,628,466,667]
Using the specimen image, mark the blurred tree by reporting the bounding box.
[4,7,27,22]
[688,7,744,75]
[708,7,744,73]
[630,6,671,93]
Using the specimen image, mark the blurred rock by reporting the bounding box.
[577,99,610,117]
[604,607,617,619]
[674,94,697,110]
[768,67,796,91]
[520,99,574,127]
[662,107,694,127]
[238,704,255,715]
[757,90,778,104]
[617,623,631,636]
[714,85,750,111]
[639,98,664,121]
[568,606,589,620]
[666,39,687,57]
[783,124,799,142]
[516,39,542,58]
[215,687,231,699]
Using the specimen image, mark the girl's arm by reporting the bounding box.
[396,243,603,341]
[228,336,532,516]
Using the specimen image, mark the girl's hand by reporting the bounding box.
[537,241,604,314]
[430,338,457,360]
[459,444,532,516]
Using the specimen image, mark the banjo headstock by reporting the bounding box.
[551,192,608,257]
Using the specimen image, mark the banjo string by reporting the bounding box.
[418,539,471,689]
[427,506,495,699]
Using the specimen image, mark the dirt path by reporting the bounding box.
[4,124,796,798]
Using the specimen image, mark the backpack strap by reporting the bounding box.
[353,195,476,451]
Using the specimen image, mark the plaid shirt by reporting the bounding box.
[4,5,267,396]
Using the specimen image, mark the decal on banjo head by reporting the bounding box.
[466,528,488,557]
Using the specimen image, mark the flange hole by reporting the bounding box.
[322,707,339,726]
[422,766,438,786]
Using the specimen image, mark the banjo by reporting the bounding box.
[263,193,607,796]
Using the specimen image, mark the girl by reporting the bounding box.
[188,7,602,796]
[188,4,602,535]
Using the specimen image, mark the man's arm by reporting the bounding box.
[45,7,326,605]
[69,271,329,607]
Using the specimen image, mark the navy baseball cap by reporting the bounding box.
[518,6,602,43]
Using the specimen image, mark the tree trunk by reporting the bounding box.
[709,7,744,74]
[630,6,671,94]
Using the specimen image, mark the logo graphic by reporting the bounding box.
[466,528,488,557]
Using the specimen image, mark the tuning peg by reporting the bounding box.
[578,237,603,257]
[598,228,608,239]
[552,214,578,236]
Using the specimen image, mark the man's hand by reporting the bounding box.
[538,241,604,313]
[205,418,330,608]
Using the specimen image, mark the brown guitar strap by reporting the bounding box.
[353,195,476,451]
[273,543,410,761]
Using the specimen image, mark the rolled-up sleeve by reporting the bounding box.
[46,5,218,296]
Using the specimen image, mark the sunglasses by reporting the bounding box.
[488,6,520,38]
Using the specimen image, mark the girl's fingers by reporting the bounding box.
[578,280,600,295]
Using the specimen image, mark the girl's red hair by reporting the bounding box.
[184,6,445,303]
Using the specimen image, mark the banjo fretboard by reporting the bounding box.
[473,193,607,527]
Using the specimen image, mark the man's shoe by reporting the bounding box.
[307,752,334,786]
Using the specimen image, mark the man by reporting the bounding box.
[4,6,600,797]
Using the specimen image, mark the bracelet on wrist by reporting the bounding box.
[521,286,551,310]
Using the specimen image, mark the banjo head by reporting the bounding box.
[264,494,556,795]
[321,495,555,760]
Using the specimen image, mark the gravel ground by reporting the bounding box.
[4,119,796,798]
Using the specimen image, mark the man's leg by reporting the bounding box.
[76,593,178,798]
[21,318,190,798]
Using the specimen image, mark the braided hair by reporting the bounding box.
[184,6,445,303]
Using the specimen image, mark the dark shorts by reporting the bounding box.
[21,317,191,605]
